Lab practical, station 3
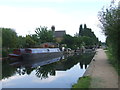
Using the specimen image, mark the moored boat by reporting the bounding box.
[9,48,63,61]
[8,49,25,58]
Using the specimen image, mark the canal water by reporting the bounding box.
[1,52,95,88]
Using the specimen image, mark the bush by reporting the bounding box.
[72,76,91,89]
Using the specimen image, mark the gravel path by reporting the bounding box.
[84,49,119,88]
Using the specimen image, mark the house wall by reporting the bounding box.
[55,37,63,43]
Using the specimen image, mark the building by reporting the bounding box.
[54,30,66,43]
[51,25,66,43]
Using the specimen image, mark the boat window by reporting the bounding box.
[47,49,49,51]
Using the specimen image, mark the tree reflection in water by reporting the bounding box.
[2,52,95,80]
[35,64,55,79]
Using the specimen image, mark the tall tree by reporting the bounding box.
[17,36,26,48]
[30,34,40,45]
[84,24,87,29]
[78,24,99,45]
[2,28,17,48]
[79,24,83,36]
[61,34,75,49]
[35,26,54,43]
[0,37,1,48]
[98,1,120,67]
[81,36,94,46]
[51,25,55,32]
[25,35,36,47]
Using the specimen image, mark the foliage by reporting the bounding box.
[105,49,120,75]
[1,24,100,52]
[79,24,83,36]
[30,34,40,45]
[0,29,2,48]
[72,76,91,88]
[1,28,17,48]
[98,1,120,67]
[25,35,36,47]
[81,36,94,46]
[17,36,26,48]
[35,26,54,43]
[79,24,99,45]
[0,36,2,48]
[73,36,82,48]
[61,34,74,48]
[51,25,55,31]
[61,24,100,49]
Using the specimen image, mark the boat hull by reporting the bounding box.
[21,52,63,61]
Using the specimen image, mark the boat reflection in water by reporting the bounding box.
[2,51,95,88]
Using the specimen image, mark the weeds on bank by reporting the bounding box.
[105,50,120,75]
[72,76,91,89]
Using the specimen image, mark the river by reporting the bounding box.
[1,52,95,88]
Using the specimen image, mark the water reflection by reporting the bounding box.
[2,52,95,80]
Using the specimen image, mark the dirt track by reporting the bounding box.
[84,49,119,88]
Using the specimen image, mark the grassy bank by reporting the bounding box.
[72,76,91,89]
[105,50,120,75]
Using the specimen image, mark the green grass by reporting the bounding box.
[72,76,91,89]
[105,50,120,75]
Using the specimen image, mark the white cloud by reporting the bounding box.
[0,0,107,42]
[0,5,79,36]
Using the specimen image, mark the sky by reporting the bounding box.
[0,0,117,42]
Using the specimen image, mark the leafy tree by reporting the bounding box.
[73,36,82,49]
[17,36,26,48]
[51,25,55,31]
[61,34,75,49]
[30,34,40,45]
[98,1,120,73]
[0,30,2,48]
[25,35,36,47]
[2,28,17,48]
[79,24,83,36]
[0,37,1,47]
[81,36,94,46]
[84,24,87,29]
[35,26,54,43]
[78,24,99,45]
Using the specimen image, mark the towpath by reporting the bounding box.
[84,49,119,88]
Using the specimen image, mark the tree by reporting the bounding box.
[35,26,54,43]
[25,35,36,47]
[81,36,94,46]
[98,1,120,69]
[17,36,26,48]
[30,34,40,45]
[61,34,75,49]
[51,25,55,32]
[84,24,87,29]
[78,24,99,45]
[2,28,18,48]
[0,37,1,48]
[73,36,82,49]
[79,24,83,36]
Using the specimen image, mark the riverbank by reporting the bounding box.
[72,49,119,89]
[84,49,118,88]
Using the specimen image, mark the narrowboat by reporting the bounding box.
[9,48,63,61]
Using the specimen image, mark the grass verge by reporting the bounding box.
[105,50,120,75]
[72,76,91,89]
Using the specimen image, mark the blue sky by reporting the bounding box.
[0,0,116,42]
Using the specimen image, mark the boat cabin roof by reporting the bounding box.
[26,48,61,53]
